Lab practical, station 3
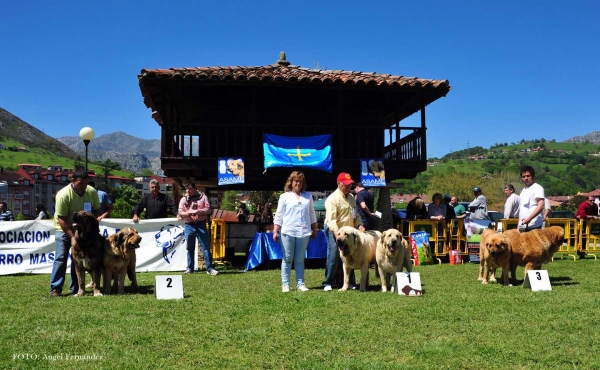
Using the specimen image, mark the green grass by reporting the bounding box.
[0,138,134,178]
[1,259,599,370]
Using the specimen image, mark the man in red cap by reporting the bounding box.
[322,172,365,291]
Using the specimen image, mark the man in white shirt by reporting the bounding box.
[503,184,520,219]
[518,166,545,231]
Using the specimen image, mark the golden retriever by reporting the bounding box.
[369,160,385,179]
[376,229,412,292]
[477,229,511,286]
[103,227,142,294]
[227,159,245,177]
[71,211,105,297]
[504,226,565,284]
[336,226,381,292]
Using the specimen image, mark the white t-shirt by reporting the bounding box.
[519,183,545,228]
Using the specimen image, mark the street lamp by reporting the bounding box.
[79,127,95,173]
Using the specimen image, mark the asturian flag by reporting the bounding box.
[263,134,332,173]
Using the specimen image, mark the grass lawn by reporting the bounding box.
[1,258,599,369]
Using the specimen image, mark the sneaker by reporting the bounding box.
[297,284,309,292]
[323,285,332,292]
[206,268,219,276]
[348,284,358,290]
[49,289,61,298]
[282,285,290,293]
[184,270,192,274]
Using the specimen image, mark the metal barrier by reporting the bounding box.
[405,220,447,264]
[578,219,600,260]
[447,219,467,255]
[499,218,519,233]
[546,218,579,260]
[210,219,230,267]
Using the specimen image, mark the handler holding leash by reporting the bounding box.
[49,169,100,297]
[322,172,365,291]
[518,165,545,232]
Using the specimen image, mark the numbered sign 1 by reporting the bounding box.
[155,275,184,300]
[395,272,423,296]
[523,270,552,291]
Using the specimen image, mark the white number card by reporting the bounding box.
[395,272,423,296]
[523,270,552,291]
[155,275,184,299]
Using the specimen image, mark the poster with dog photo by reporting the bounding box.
[465,219,491,262]
[359,158,386,187]
[218,157,245,185]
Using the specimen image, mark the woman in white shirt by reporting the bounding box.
[273,171,318,293]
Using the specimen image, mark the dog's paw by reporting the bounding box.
[477,277,483,281]
[481,280,488,285]
[94,291,103,297]
[489,277,497,282]
[381,288,388,293]
[338,287,348,292]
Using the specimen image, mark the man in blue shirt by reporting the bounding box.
[89,181,113,221]
[354,182,376,230]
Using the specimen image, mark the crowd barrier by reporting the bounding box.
[399,218,600,264]
[210,219,228,267]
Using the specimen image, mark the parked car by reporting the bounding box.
[549,210,575,218]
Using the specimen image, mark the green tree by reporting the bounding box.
[111,199,135,219]
[72,155,84,170]
[220,190,239,211]
[116,185,142,208]
[248,191,279,214]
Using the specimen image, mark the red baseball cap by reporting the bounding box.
[337,172,354,186]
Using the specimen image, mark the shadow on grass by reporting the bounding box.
[550,276,578,286]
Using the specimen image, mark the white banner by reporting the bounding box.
[0,218,194,275]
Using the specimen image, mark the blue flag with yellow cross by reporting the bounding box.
[263,134,332,173]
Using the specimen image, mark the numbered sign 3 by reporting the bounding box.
[523,270,552,291]
[395,272,423,296]
[156,275,184,299]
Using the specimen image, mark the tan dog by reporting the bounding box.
[103,227,142,294]
[369,160,385,179]
[477,229,511,286]
[71,211,105,297]
[227,159,245,177]
[504,226,565,284]
[336,226,381,292]
[376,229,412,292]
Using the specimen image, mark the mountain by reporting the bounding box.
[563,131,600,144]
[57,132,163,175]
[0,107,78,158]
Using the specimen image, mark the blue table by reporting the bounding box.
[244,231,328,271]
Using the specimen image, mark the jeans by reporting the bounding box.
[184,222,213,272]
[49,231,77,293]
[280,234,310,287]
[323,225,355,287]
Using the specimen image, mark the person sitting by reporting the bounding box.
[428,193,446,221]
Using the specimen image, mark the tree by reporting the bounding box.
[220,190,239,211]
[72,155,84,170]
[111,185,142,219]
[247,191,280,214]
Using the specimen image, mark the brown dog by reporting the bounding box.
[477,229,511,286]
[504,226,565,284]
[227,159,245,177]
[71,211,105,297]
[369,160,385,179]
[336,226,381,292]
[103,227,142,294]
[376,229,412,292]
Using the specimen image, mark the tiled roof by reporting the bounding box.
[140,65,450,90]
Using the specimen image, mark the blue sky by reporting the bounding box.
[1,1,599,159]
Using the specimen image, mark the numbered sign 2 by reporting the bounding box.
[523,270,552,291]
[395,272,423,296]
[156,275,184,299]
